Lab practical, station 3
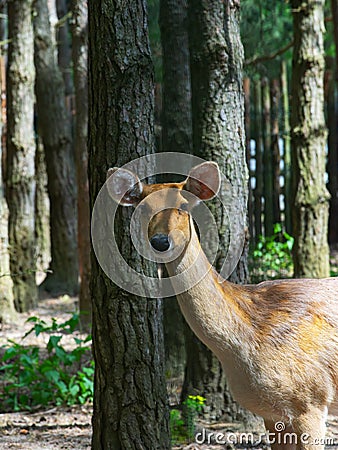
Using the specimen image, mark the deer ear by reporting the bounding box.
[185,162,220,200]
[106,167,143,206]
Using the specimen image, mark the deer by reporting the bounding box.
[106,161,338,450]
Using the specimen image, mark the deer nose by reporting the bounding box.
[150,233,170,252]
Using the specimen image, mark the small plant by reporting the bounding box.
[170,395,206,444]
[250,223,294,282]
[0,314,93,412]
[182,395,206,439]
[170,408,186,444]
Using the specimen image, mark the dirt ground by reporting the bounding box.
[0,296,92,449]
[1,281,338,449]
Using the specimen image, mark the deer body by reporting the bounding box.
[169,221,338,424]
[107,162,338,449]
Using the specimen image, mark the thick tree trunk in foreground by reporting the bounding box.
[6,0,37,312]
[188,0,260,427]
[291,0,330,278]
[33,0,78,295]
[88,1,170,448]
[71,0,91,323]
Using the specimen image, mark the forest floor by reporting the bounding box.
[0,250,338,449]
[0,296,92,449]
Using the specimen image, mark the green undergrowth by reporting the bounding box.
[250,223,294,282]
[170,395,206,444]
[251,223,338,281]
[0,314,93,412]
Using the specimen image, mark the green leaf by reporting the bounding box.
[69,384,80,397]
[47,336,63,352]
[44,370,60,383]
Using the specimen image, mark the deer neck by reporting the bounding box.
[165,218,255,363]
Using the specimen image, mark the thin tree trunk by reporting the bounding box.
[55,0,73,96]
[244,78,253,240]
[329,0,338,245]
[0,3,16,323]
[33,0,78,296]
[188,0,262,427]
[6,0,37,312]
[262,77,273,236]
[34,135,50,273]
[270,79,281,226]
[0,161,16,323]
[0,58,16,323]
[281,61,292,235]
[71,0,91,324]
[291,0,330,278]
[159,0,191,380]
[253,79,263,241]
[159,0,192,159]
[88,0,170,448]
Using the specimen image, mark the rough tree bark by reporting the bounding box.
[329,0,338,244]
[33,0,78,295]
[291,0,330,278]
[56,0,73,95]
[6,0,37,312]
[34,136,50,273]
[270,79,281,226]
[281,60,292,235]
[88,1,170,448]
[0,157,16,323]
[159,0,192,378]
[0,56,16,323]
[188,0,261,426]
[253,79,263,241]
[0,2,16,323]
[262,78,273,236]
[71,0,91,323]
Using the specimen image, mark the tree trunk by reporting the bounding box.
[270,79,281,226]
[262,77,273,236]
[71,0,91,324]
[55,0,73,96]
[253,79,263,241]
[329,0,338,245]
[33,0,78,296]
[0,56,16,323]
[281,61,292,235]
[159,0,192,160]
[0,170,16,323]
[159,0,192,380]
[291,0,330,278]
[0,2,16,324]
[6,0,37,312]
[88,1,170,448]
[188,0,261,427]
[244,78,253,240]
[34,135,50,273]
